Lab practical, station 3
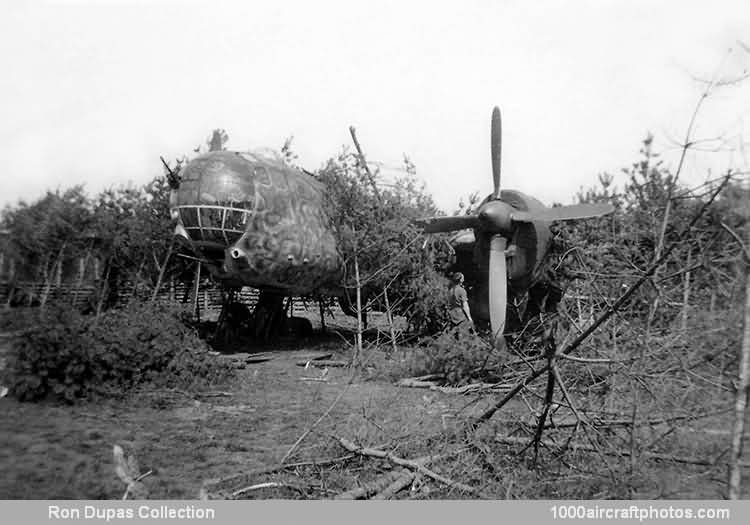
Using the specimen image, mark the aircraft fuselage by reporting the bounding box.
[170,151,344,295]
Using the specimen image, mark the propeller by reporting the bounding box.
[414,106,615,341]
[416,200,615,233]
[417,215,478,234]
[491,106,502,199]
[486,107,509,340]
[488,235,508,343]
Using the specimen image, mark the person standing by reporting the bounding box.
[447,272,474,334]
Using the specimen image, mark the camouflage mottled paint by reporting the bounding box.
[451,189,552,322]
[171,151,344,295]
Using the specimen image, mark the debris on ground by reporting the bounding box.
[113,444,150,500]
[296,359,349,368]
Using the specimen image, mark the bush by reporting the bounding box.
[2,302,234,403]
[2,307,94,402]
[407,329,500,385]
[0,307,44,332]
[394,267,451,336]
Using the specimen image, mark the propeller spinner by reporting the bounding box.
[416,106,615,343]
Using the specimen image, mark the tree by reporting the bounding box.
[1,186,93,306]
[208,129,229,152]
[556,136,747,329]
[316,148,451,334]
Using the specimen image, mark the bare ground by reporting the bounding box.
[0,327,747,500]
[0,334,497,499]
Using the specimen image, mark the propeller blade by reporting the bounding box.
[511,202,615,223]
[415,215,479,233]
[488,235,508,344]
[491,106,502,199]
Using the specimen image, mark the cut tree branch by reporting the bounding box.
[336,437,483,497]
[496,436,720,467]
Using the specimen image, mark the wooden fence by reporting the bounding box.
[0,280,330,317]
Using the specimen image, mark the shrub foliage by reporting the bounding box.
[2,302,233,403]
[407,330,501,385]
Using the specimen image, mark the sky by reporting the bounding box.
[1,0,749,213]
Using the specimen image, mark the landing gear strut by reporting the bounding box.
[213,288,250,347]
[251,291,287,341]
[214,288,314,346]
